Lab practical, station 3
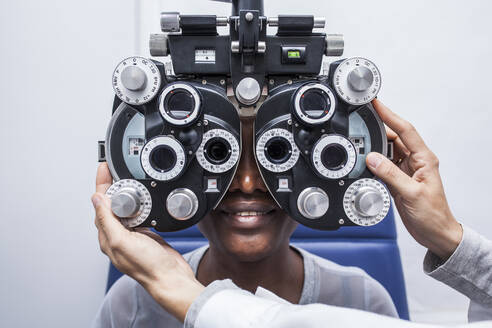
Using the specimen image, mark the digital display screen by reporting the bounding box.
[287,50,301,58]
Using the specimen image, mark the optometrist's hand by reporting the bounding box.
[91,163,204,321]
[366,99,463,260]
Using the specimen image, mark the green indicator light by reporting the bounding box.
[288,50,301,58]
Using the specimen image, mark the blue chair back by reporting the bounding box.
[106,206,409,319]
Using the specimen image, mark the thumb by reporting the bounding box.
[366,152,415,196]
[92,192,127,238]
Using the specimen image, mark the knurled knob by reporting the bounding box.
[353,186,384,217]
[347,66,374,92]
[235,77,261,105]
[111,188,141,218]
[166,188,199,221]
[297,187,329,219]
[121,66,147,91]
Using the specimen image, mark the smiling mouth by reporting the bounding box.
[219,209,276,228]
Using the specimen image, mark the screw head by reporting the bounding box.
[151,220,157,226]
[269,79,275,85]
[202,80,207,85]
[188,150,193,155]
[151,181,157,187]
[287,79,293,85]
[338,180,345,186]
[320,129,326,133]
[304,150,309,155]
[245,12,254,22]
[287,119,292,125]
[295,123,299,127]
[203,120,209,126]
[339,219,345,225]
[220,79,226,85]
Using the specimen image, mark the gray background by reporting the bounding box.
[1,0,491,326]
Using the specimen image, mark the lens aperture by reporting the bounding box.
[300,89,330,119]
[321,144,348,170]
[164,89,195,119]
[265,137,292,164]
[204,138,231,165]
[150,145,177,173]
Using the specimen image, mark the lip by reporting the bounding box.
[217,195,278,230]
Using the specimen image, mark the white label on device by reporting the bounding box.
[195,49,216,63]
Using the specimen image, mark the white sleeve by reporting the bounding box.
[424,225,492,322]
[184,280,492,328]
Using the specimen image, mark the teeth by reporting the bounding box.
[234,211,266,216]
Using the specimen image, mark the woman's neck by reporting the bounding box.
[196,243,304,304]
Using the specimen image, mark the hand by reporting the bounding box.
[365,99,463,260]
[91,163,204,321]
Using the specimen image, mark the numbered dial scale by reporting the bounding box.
[343,178,390,226]
[112,56,162,105]
[106,179,152,228]
[333,57,381,106]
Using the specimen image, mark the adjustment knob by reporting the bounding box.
[348,66,373,92]
[325,34,344,57]
[121,66,147,91]
[112,56,162,105]
[111,188,141,218]
[353,186,384,217]
[297,187,329,219]
[166,188,199,221]
[343,178,390,226]
[332,57,381,106]
[235,77,261,105]
[106,179,152,228]
[149,34,169,57]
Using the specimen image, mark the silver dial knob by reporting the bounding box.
[235,77,261,105]
[166,188,199,221]
[353,186,384,217]
[297,187,329,219]
[112,56,162,105]
[333,57,381,106]
[106,179,152,228]
[348,66,374,92]
[343,179,390,226]
[111,188,141,218]
[121,66,147,91]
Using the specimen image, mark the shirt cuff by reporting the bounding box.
[184,279,240,328]
[423,224,492,305]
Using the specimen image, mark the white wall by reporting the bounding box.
[1,0,491,327]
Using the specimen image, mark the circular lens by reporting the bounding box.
[150,145,177,172]
[164,89,195,119]
[300,89,330,119]
[204,137,231,165]
[321,144,348,170]
[265,137,292,164]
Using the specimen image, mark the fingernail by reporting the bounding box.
[92,194,102,208]
[367,152,383,169]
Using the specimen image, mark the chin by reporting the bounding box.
[219,231,280,262]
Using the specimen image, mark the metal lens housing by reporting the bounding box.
[159,83,201,126]
[256,128,299,172]
[196,129,240,173]
[312,134,357,179]
[141,136,186,181]
[293,83,336,125]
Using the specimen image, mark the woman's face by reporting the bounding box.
[198,116,298,262]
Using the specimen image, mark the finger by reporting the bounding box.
[96,163,113,194]
[366,152,416,196]
[385,125,398,140]
[372,99,430,154]
[92,192,127,242]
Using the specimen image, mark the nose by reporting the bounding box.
[229,117,268,194]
